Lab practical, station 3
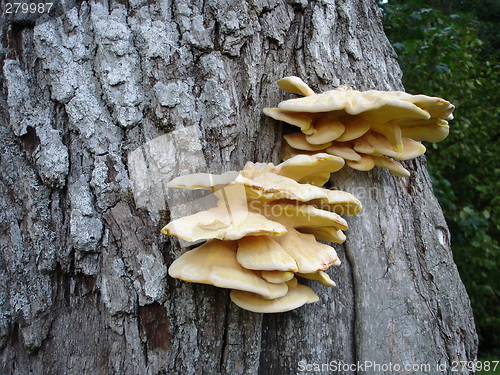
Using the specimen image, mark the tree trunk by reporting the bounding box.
[0,0,477,374]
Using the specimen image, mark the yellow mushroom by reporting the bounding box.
[277,76,316,97]
[353,135,376,156]
[230,278,319,313]
[283,132,332,151]
[161,200,287,242]
[296,271,337,287]
[273,226,341,273]
[263,107,314,134]
[252,202,348,231]
[335,116,371,142]
[305,117,345,144]
[354,131,399,157]
[236,235,298,272]
[264,76,454,177]
[168,239,289,299]
[372,156,410,178]
[167,171,238,190]
[325,142,362,161]
[277,86,431,121]
[299,172,332,187]
[163,150,364,312]
[273,153,345,186]
[308,189,363,216]
[261,270,295,284]
[298,226,347,243]
[235,171,331,202]
[281,142,320,160]
[346,153,376,172]
[395,138,427,160]
[400,120,450,143]
[369,121,404,152]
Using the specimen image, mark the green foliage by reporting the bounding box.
[380,0,500,354]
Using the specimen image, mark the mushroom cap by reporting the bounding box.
[161,201,287,242]
[400,94,455,119]
[296,271,337,287]
[354,131,399,157]
[300,172,332,187]
[274,153,345,185]
[281,142,320,160]
[335,116,371,141]
[212,184,249,206]
[284,132,332,151]
[274,226,341,273]
[400,120,450,142]
[325,142,362,161]
[277,87,432,123]
[230,279,319,313]
[309,189,363,215]
[277,76,316,97]
[169,239,289,299]
[239,161,277,180]
[352,131,426,161]
[253,202,348,230]
[370,122,403,152]
[167,171,238,190]
[372,156,410,177]
[236,235,298,272]
[241,152,338,187]
[346,153,376,171]
[265,78,454,178]
[261,270,295,283]
[263,107,313,134]
[298,226,347,243]
[235,172,330,202]
[161,209,228,242]
[305,117,345,144]
[395,138,427,160]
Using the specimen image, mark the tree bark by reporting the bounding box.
[0,0,477,374]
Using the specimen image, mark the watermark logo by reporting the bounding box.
[127,127,248,247]
[297,359,500,373]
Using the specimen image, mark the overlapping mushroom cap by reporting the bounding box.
[264,76,454,177]
[164,154,360,245]
[169,239,289,299]
[162,154,362,312]
[161,200,287,242]
[230,277,319,313]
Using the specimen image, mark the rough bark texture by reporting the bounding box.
[0,0,477,374]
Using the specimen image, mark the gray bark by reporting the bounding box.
[0,0,477,374]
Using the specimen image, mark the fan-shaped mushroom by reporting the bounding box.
[264,76,454,176]
[230,278,319,313]
[273,226,341,273]
[169,239,289,299]
[161,201,287,242]
[163,151,363,312]
[236,235,298,272]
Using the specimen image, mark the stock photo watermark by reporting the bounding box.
[297,359,499,373]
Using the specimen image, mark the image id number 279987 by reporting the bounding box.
[5,1,53,14]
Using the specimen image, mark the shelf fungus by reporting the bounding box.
[264,76,455,177]
[162,154,362,313]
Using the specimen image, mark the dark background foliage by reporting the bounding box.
[380,0,499,358]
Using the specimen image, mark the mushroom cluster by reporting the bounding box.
[264,76,455,177]
[162,153,362,313]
